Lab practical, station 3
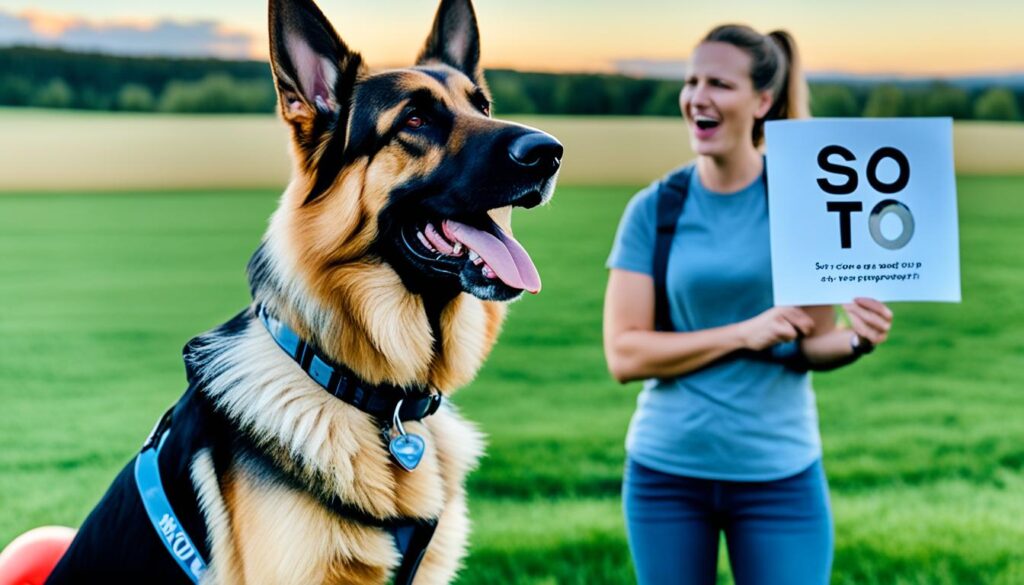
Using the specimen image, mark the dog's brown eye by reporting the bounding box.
[405,115,425,130]
[472,96,491,117]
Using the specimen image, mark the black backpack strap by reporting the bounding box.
[653,164,694,332]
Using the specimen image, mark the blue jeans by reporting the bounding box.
[623,458,833,585]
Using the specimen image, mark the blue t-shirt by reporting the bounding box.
[607,167,821,481]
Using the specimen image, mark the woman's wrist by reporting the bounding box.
[729,320,753,352]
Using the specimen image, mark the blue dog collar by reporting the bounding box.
[134,416,208,584]
[255,304,444,423]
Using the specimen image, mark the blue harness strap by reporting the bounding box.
[134,414,208,584]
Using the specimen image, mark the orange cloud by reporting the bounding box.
[20,9,80,38]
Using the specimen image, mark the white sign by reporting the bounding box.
[765,118,961,306]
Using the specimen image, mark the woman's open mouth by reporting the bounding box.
[693,114,721,140]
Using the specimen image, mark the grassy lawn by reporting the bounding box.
[1,178,1023,583]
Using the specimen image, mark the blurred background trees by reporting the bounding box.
[1,46,1022,120]
[973,87,1021,121]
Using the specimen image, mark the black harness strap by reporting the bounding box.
[323,496,437,585]
[389,519,439,585]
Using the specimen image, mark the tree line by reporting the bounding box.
[808,82,1020,121]
[0,47,275,113]
[1,46,1021,121]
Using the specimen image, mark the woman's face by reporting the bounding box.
[680,41,773,158]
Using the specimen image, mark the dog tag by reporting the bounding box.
[389,433,426,471]
[389,399,426,471]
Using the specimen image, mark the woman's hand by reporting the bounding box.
[738,306,815,352]
[843,297,893,347]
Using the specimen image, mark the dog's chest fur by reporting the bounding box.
[189,299,496,585]
[201,411,481,585]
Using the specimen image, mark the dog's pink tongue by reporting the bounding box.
[443,220,542,294]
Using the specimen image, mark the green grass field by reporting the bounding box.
[1,178,1023,583]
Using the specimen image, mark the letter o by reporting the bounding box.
[867,147,910,194]
[869,199,915,250]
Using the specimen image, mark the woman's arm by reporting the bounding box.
[603,269,815,383]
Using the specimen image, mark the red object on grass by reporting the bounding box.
[0,526,75,585]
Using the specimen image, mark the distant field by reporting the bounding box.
[1,178,1023,583]
[3,108,1024,192]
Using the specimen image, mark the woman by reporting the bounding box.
[603,25,894,585]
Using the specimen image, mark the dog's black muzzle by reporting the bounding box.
[377,121,562,300]
[458,126,561,211]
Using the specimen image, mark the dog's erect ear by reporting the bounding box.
[416,0,482,82]
[268,0,365,157]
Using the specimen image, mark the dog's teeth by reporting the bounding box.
[468,250,480,262]
[481,264,496,279]
[452,242,464,255]
[417,230,436,252]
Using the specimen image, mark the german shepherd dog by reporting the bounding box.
[42,0,561,583]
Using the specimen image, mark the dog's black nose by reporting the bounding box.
[508,131,563,174]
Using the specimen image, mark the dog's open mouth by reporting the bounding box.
[402,215,541,295]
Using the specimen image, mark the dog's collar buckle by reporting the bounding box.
[426,393,443,416]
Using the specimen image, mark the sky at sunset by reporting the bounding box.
[1,0,1021,76]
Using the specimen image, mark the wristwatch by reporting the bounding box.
[850,332,875,356]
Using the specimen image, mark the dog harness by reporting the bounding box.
[133,307,446,585]
[255,304,443,583]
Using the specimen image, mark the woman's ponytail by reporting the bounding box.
[766,30,810,122]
